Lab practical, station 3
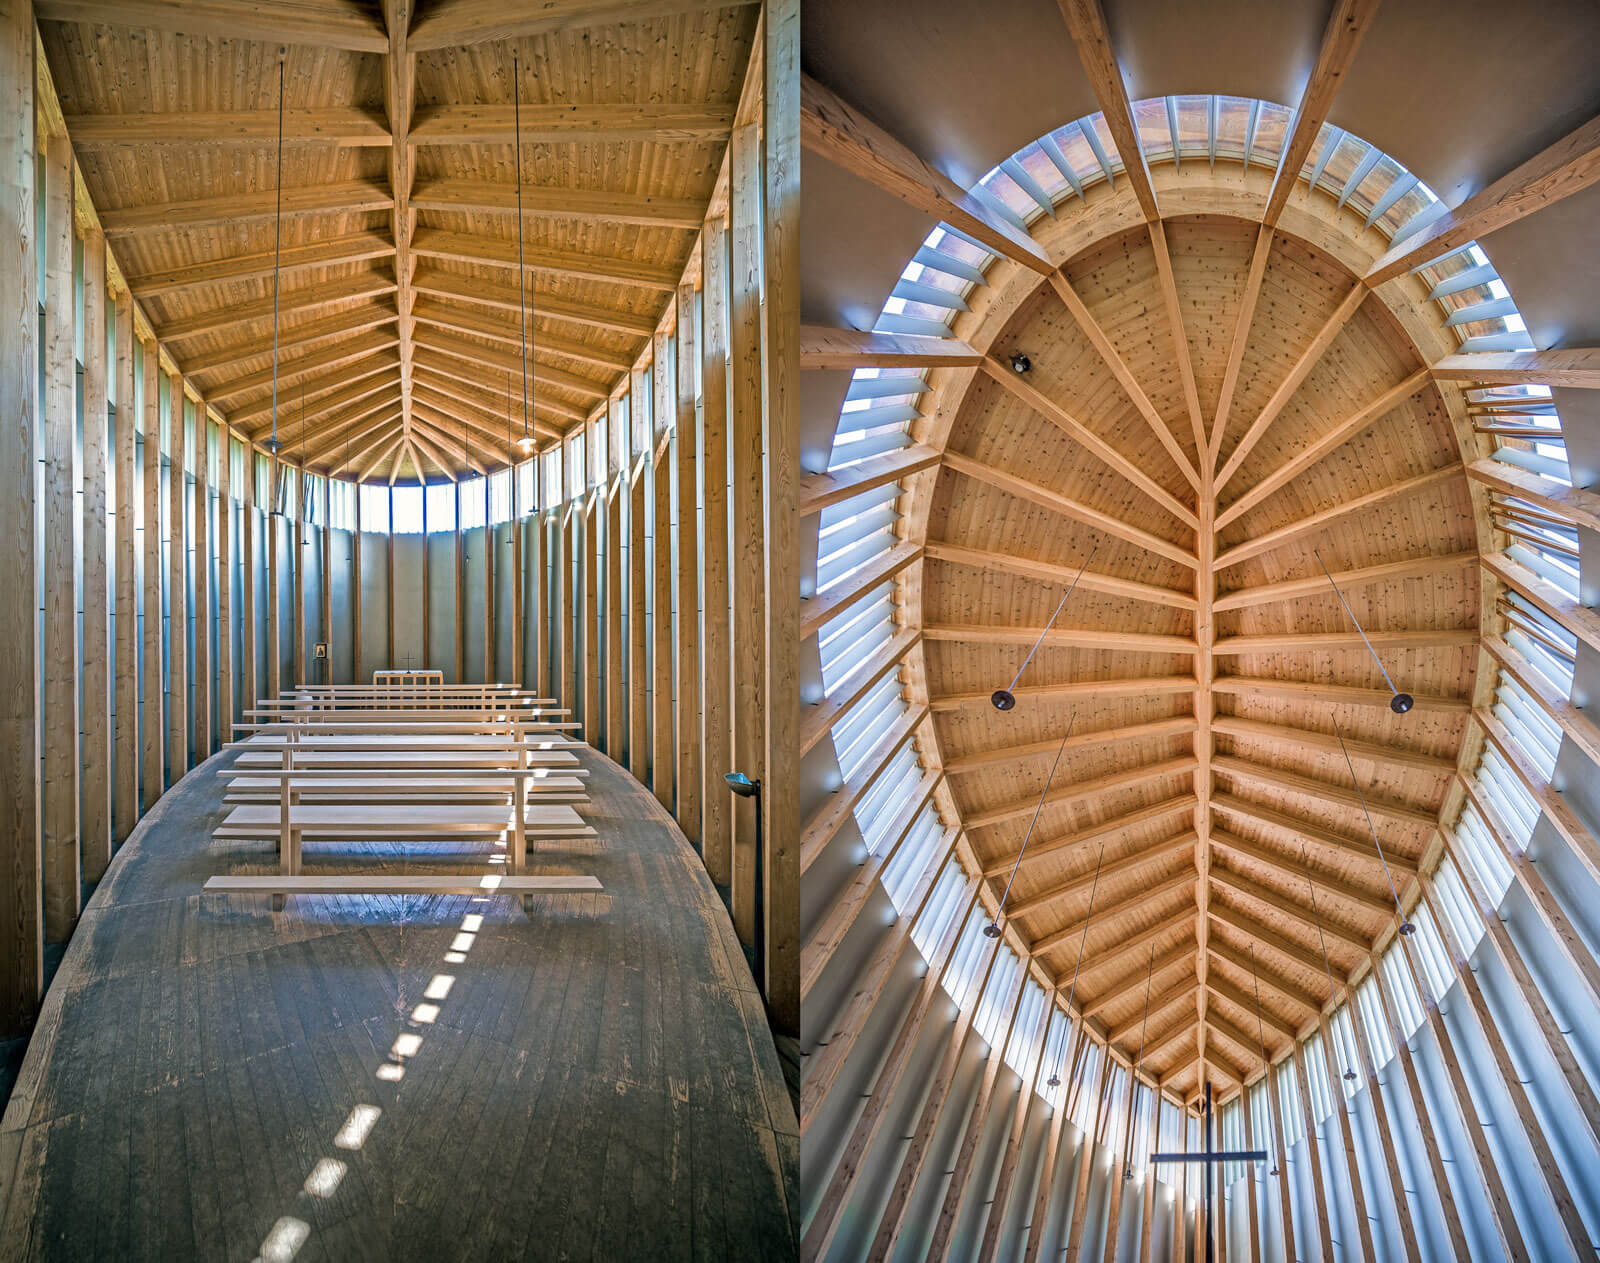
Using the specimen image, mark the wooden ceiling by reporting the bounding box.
[37,0,758,482]
[914,206,1481,1105]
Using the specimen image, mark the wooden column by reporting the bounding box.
[511,463,523,687]
[192,413,210,759]
[526,505,542,693]
[292,463,304,686]
[1265,1062,1299,1254]
[605,480,623,756]
[1239,1081,1261,1263]
[80,231,112,881]
[240,443,256,710]
[143,343,164,803]
[728,119,764,948]
[112,294,138,839]
[978,1004,1058,1262]
[583,494,600,744]
[1345,984,1423,1262]
[265,452,279,701]
[1290,1047,1335,1262]
[699,214,732,885]
[480,475,491,680]
[650,392,673,810]
[628,458,648,781]
[761,0,800,1030]
[1317,1016,1376,1262]
[558,504,575,709]
[167,371,188,775]
[321,475,331,683]
[41,131,79,941]
[1138,1088,1163,1263]
[674,281,702,847]
[216,424,232,742]
[0,0,42,1034]
[1062,1047,1114,1263]
[1099,1070,1138,1263]
[449,485,458,683]
[1021,1029,1087,1263]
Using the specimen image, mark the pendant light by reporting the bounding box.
[511,49,537,457]
[265,56,286,456]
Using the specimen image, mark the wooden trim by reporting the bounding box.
[1367,114,1600,286]
[800,72,1053,274]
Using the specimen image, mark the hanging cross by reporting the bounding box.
[1149,1082,1267,1263]
[399,652,418,670]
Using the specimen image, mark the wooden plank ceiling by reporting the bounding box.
[38,0,759,482]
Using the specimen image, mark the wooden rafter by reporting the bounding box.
[1210,793,1420,875]
[1006,833,1196,921]
[125,231,394,299]
[410,267,657,338]
[411,179,703,229]
[1054,0,1156,221]
[946,718,1196,775]
[1033,873,1196,957]
[1213,550,1477,611]
[1210,675,1469,712]
[410,299,633,375]
[1212,757,1437,830]
[405,0,759,51]
[36,0,391,50]
[100,180,392,236]
[61,107,390,147]
[1430,347,1600,388]
[924,539,1197,610]
[411,227,679,293]
[980,796,1199,879]
[929,675,1196,713]
[966,757,1197,832]
[798,325,982,370]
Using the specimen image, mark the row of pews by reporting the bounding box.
[201,675,603,909]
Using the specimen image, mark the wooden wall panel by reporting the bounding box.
[112,294,137,839]
[699,214,732,886]
[80,231,112,880]
[40,131,79,941]
[0,0,42,1035]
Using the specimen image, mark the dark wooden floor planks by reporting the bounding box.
[0,747,796,1260]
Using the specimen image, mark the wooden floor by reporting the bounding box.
[0,748,797,1261]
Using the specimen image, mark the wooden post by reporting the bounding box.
[583,493,600,745]
[512,460,523,687]
[605,480,624,757]
[761,0,800,1030]
[650,401,673,810]
[558,505,574,711]
[1317,1016,1376,1262]
[1021,1028,1087,1263]
[192,412,210,760]
[0,0,42,1033]
[1239,1081,1261,1263]
[728,118,763,949]
[240,442,256,713]
[674,281,702,847]
[80,231,112,880]
[216,423,232,743]
[699,214,732,885]
[531,504,547,696]
[450,484,460,684]
[628,459,648,781]
[978,1004,1058,1262]
[481,475,492,680]
[112,294,138,840]
[321,473,331,684]
[148,357,170,793]
[1139,1086,1164,1263]
[293,462,305,686]
[41,131,79,941]
[168,370,189,774]
[1344,982,1423,1262]
[1290,1047,1335,1262]
[1099,1068,1138,1263]
[266,450,280,701]
[1265,1061,1299,1254]
[1063,1046,1114,1263]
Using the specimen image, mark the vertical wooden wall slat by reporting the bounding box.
[628,461,648,780]
[674,282,702,849]
[0,0,42,1034]
[558,505,574,710]
[728,119,764,949]
[141,340,163,806]
[216,422,232,742]
[111,294,137,839]
[481,476,491,681]
[605,481,624,758]
[699,214,732,886]
[192,410,210,759]
[650,384,673,811]
[40,131,79,941]
[80,231,111,880]
[761,0,800,1028]
[265,451,279,700]
[240,442,256,713]
[583,495,600,745]
[166,369,188,775]
[293,464,304,686]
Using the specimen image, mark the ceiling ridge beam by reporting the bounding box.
[980,355,1199,526]
[800,72,1053,275]
[1215,282,1368,494]
[1215,367,1432,527]
[1367,112,1600,286]
[1047,272,1201,492]
[1262,0,1381,228]
[1214,462,1464,570]
[942,449,1198,566]
[1054,0,1157,221]
[966,757,1198,833]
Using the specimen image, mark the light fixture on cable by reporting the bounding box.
[1314,549,1412,713]
[990,546,1097,710]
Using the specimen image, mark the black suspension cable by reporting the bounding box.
[984,715,1076,936]
[991,545,1098,710]
[1298,838,1357,1081]
[1314,548,1412,713]
[1332,712,1415,935]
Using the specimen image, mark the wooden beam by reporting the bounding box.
[112,296,138,842]
[411,266,657,338]
[405,0,758,50]
[1202,972,1294,1045]
[982,796,1199,880]
[1149,220,1207,456]
[142,342,164,809]
[1367,113,1600,286]
[411,227,678,292]
[100,180,392,237]
[1082,943,1195,1021]
[1465,457,1600,533]
[1055,0,1157,221]
[1214,464,1464,570]
[207,331,400,407]
[1215,283,1367,494]
[801,540,921,639]
[926,539,1198,610]
[1209,863,1369,958]
[1215,368,1432,527]
[1430,346,1600,387]
[1007,833,1196,921]
[1478,705,1600,886]
[182,304,399,379]
[1214,550,1477,611]
[1482,550,1600,655]
[1212,715,1455,776]
[932,674,1195,714]
[800,72,1053,274]
[1034,874,1198,958]
[1048,273,1200,492]
[409,100,733,142]
[801,707,930,873]
[1209,905,1341,987]
[166,369,188,773]
[1062,907,1196,989]
[411,178,702,229]
[675,279,703,852]
[1211,675,1467,712]
[159,273,395,346]
[1211,627,1475,655]
[80,233,111,880]
[1206,939,1321,1017]
[1213,758,1437,830]
[699,215,732,886]
[1209,226,1275,467]
[41,132,79,942]
[125,230,394,300]
[947,717,1197,775]
[966,756,1198,832]
[234,359,401,432]
[943,449,1198,566]
[1483,634,1600,770]
[798,324,981,369]
[977,1003,1059,1263]
[925,621,1197,656]
[35,0,391,50]
[62,106,390,147]
[411,328,611,399]
[1262,0,1380,227]
[798,442,939,517]
[409,298,633,374]
[1106,979,1198,1048]
[980,356,1199,526]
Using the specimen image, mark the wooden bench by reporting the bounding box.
[203,874,603,898]
[221,773,590,806]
